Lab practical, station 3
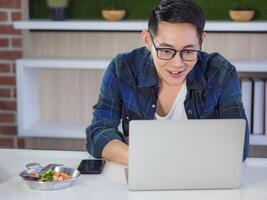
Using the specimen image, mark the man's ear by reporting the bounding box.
[201,32,206,43]
[142,30,152,50]
[199,32,206,50]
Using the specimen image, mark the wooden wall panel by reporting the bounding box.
[24,32,143,58]
[39,69,104,123]
[23,32,267,60]
[202,33,267,60]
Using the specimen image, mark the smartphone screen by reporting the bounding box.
[77,159,106,174]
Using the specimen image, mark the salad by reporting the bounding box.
[27,169,71,182]
[39,169,71,182]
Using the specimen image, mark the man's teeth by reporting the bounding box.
[170,71,179,74]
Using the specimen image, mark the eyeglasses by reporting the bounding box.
[149,33,200,61]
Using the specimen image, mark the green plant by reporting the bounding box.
[47,0,70,8]
[229,1,253,11]
[101,0,125,10]
[231,6,253,11]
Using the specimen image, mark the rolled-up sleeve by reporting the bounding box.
[218,66,249,161]
[86,57,124,158]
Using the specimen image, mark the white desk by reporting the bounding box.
[1,149,267,200]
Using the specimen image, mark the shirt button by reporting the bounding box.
[188,110,192,114]
[152,104,156,108]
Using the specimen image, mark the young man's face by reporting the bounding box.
[146,22,203,86]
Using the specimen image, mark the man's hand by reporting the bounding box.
[101,139,129,165]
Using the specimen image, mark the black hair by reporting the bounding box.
[148,0,205,38]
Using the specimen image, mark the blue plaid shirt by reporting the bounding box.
[86,47,249,160]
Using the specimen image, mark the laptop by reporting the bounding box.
[128,119,245,190]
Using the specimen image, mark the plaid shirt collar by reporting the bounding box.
[137,53,158,88]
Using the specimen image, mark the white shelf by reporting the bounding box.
[14,20,267,32]
[14,20,146,31]
[232,60,267,73]
[16,57,110,69]
[206,21,267,32]
[16,58,267,72]
[250,135,267,146]
[16,58,109,139]
[16,57,267,141]
[23,121,87,138]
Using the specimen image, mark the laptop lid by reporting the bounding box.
[128,119,245,190]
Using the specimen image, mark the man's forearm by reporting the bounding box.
[101,139,129,165]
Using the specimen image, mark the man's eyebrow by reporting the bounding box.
[158,42,197,49]
[182,44,197,49]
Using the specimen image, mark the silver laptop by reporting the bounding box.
[128,119,245,190]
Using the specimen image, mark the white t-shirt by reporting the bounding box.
[155,83,188,120]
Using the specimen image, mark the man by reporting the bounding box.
[86,0,249,164]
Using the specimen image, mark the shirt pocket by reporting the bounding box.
[199,89,221,119]
[201,103,219,119]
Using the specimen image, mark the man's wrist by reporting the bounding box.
[102,139,129,165]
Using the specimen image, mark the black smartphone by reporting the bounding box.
[77,159,106,174]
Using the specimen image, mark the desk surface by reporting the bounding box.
[1,149,267,200]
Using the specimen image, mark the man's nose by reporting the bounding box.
[170,52,184,67]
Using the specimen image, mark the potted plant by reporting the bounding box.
[47,0,70,21]
[229,7,255,22]
[101,1,126,21]
[101,7,126,21]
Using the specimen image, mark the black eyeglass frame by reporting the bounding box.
[149,32,201,61]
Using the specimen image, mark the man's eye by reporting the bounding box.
[183,50,194,54]
[159,49,173,54]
